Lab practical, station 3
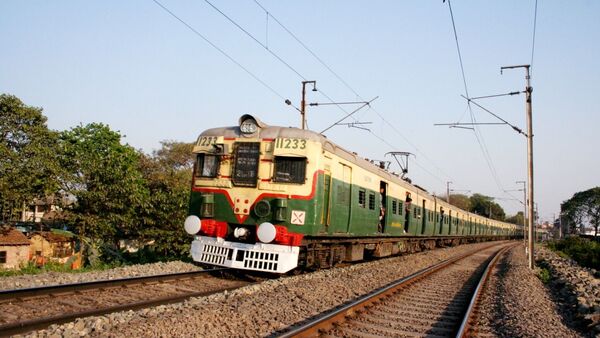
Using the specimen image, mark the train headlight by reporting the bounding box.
[240,118,258,134]
[256,222,276,243]
[184,215,202,235]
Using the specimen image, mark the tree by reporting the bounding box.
[506,211,524,226]
[561,187,600,236]
[448,194,471,211]
[0,94,59,221]
[469,193,506,221]
[137,141,194,258]
[58,123,148,253]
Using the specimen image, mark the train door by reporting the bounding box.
[330,163,352,234]
[404,192,412,233]
[379,182,388,233]
[432,197,438,235]
[439,207,444,234]
[421,199,426,235]
[448,210,453,235]
[320,169,332,232]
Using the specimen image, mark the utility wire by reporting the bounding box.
[253,0,455,184]
[253,0,361,99]
[446,0,511,198]
[150,0,285,100]
[203,0,306,81]
[530,0,538,76]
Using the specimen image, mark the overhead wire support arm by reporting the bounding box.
[320,96,379,134]
[469,91,524,100]
[309,101,369,107]
[460,95,527,136]
[337,122,373,132]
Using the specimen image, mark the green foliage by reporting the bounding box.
[561,187,600,236]
[469,193,506,221]
[506,211,525,226]
[448,194,471,211]
[537,267,551,284]
[546,237,600,270]
[58,123,148,248]
[0,260,120,277]
[0,94,60,221]
[136,141,194,260]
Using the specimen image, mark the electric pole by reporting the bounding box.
[300,81,316,130]
[446,181,452,204]
[502,64,535,269]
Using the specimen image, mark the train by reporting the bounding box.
[183,114,523,273]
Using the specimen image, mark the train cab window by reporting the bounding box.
[233,142,260,187]
[358,190,366,208]
[368,193,376,210]
[398,201,403,215]
[392,200,397,214]
[195,154,219,178]
[273,156,307,184]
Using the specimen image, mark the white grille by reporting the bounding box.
[200,244,231,265]
[191,236,299,273]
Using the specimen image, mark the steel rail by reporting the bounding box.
[0,268,236,337]
[277,242,507,338]
[456,243,517,337]
[0,268,226,303]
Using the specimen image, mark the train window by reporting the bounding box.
[233,142,260,187]
[195,154,219,178]
[398,201,403,215]
[358,190,366,208]
[273,156,306,184]
[368,193,375,210]
[392,200,397,214]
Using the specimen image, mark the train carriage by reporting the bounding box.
[184,115,523,273]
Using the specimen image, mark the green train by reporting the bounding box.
[184,114,523,273]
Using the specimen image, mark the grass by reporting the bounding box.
[537,266,552,284]
[0,260,120,277]
[546,236,600,270]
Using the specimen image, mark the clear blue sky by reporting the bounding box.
[2,1,599,223]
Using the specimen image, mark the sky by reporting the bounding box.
[1,1,599,223]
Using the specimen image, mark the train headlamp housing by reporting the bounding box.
[239,114,267,135]
[240,118,258,134]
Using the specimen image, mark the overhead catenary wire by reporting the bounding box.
[252,0,455,185]
[150,0,285,100]
[446,0,514,200]
[530,0,538,76]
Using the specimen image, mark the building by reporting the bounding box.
[29,232,75,264]
[0,227,31,269]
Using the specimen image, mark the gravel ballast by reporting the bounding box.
[0,261,201,291]
[476,244,586,337]
[536,244,599,336]
[22,242,502,337]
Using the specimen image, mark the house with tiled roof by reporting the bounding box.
[29,231,75,264]
[0,227,31,269]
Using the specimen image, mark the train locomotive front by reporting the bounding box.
[184,114,323,273]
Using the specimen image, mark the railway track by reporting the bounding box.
[0,269,251,337]
[277,242,516,338]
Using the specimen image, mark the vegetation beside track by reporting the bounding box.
[545,237,599,270]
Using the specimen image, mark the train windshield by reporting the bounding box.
[232,142,260,187]
[273,156,307,184]
[195,154,219,178]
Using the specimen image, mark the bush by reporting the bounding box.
[546,237,600,270]
[537,267,551,284]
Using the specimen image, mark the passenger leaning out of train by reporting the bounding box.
[378,188,385,232]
